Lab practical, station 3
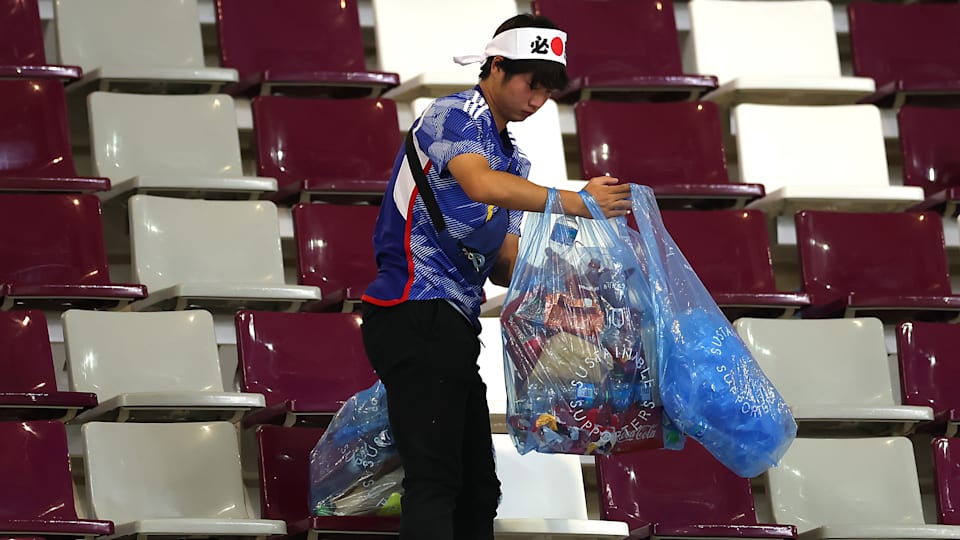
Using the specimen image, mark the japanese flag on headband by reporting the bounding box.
[453,27,567,66]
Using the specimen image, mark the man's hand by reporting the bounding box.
[581,176,632,218]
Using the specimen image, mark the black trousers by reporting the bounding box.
[361,300,501,540]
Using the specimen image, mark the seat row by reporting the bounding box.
[0,193,376,312]
[3,0,959,108]
[0,420,631,539]
[3,188,960,323]
[3,419,960,540]
[5,78,960,217]
[3,308,959,438]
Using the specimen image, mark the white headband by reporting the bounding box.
[453,27,567,66]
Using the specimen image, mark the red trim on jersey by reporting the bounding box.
[360,177,426,307]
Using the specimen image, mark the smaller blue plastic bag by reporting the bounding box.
[626,184,797,477]
[308,381,404,516]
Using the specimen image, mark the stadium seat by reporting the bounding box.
[596,440,797,539]
[82,422,286,540]
[0,194,146,310]
[687,0,874,107]
[256,425,401,539]
[215,0,398,97]
[62,309,264,423]
[491,433,629,538]
[577,101,764,209]
[54,0,238,95]
[89,92,276,202]
[373,0,519,102]
[292,203,379,311]
[0,80,108,193]
[897,106,960,216]
[236,310,378,428]
[0,0,80,81]
[735,104,923,216]
[795,210,960,321]
[127,195,321,312]
[0,310,96,421]
[848,2,960,108]
[532,0,718,102]
[735,317,932,435]
[767,437,960,539]
[252,97,398,203]
[897,322,960,437]
[0,420,113,538]
[933,437,960,526]
[660,209,809,318]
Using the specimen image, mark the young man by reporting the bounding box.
[360,13,631,540]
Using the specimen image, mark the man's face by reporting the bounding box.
[492,64,552,123]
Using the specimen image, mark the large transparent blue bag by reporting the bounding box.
[308,381,404,516]
[500,188,669,456]
[623,184,797,477]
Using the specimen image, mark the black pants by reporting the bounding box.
[361,300,501,540]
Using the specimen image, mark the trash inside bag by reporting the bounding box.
[309,381,404,516]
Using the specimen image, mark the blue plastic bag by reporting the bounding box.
[622,184,797,477]
[308,381,404,516]
[500,188,670,456]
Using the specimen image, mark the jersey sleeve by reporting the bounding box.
[416,105,486,174]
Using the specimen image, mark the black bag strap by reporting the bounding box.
[404,131,447,234]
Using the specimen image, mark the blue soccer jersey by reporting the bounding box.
[362,85,529,327]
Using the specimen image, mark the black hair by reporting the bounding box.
[478,14,569,91]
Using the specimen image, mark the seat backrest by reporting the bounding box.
[576,101,730,186]
[0,194,112,286]
[235,310,378,411]
[767,437,924,533]
[129,195,286,291]
[492,434,589,519]
[83,421,251,523]
[897,322,960,418]
[687,0,842,84]
[54,0,206,72]
[252,97,398,193]
[534,0,684,79]
[661,209,776,293]
[0,80,81,178]
[0,310,57,393]
[371,0,518,83]
[89,92,243,180]
[255,425,325,522]
[216,0,367,79]
[734,104,889,192]
[735,317,897,408]
[933,437,960,526]
[0,0,47,65]
[897,106,960,197]
[291,203,379,294]
[0,421,82,520]
[596,440,759,531]
[505,99,567,186]
[795,210,951,305]
[63,310,224,399]
[848,2,960,87]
